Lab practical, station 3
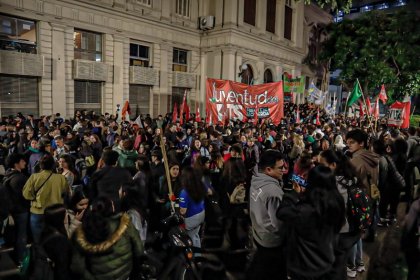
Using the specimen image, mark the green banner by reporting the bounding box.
[283,76,305,94]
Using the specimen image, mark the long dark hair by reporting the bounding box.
[82,197,114,244]
[181,166,206,203]
[68,188,88,213]
[43,204,67,237]
[306,166,345,233]
[320,150,357,181]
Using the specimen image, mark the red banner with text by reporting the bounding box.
[206,78,284,125]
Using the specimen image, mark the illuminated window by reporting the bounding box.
[74,30,102,61]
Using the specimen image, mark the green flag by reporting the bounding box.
[347,81,362,107]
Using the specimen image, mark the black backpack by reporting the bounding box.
[23,231,60,280]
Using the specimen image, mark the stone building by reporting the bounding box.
[0,0,328,118]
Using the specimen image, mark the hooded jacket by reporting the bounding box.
[249,172,285,248]
[350,149,380,195]
[71,213,144,280]
[117,149,138,169]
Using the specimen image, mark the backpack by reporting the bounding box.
[347,185,373,232]
[21,231,60,280]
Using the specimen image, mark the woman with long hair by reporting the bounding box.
[58,154,77,191]
[71,197,144,279]
[121,182,148,243]
[179,166,207,248]
[65,188,88,238]
[277,166,345,279]
[319,150,363,279]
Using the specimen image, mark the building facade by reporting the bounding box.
[1,0,317,118]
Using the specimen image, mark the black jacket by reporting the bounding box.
[2,169,29,214]
[276,191,337,278]
[42,228,72,280]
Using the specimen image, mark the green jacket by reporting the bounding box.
[117,149,138,169]
[22,170,68,214]
[71,213,144,280]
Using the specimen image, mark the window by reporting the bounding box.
[130,43,150,67]
[266,0,276,33]
[284,2,293,40]
[0,15,36,53]
[129,85,151,118]
[74,30,102,61]
[74,81,102,113]
[244,0,256,26]
[0,75,39,116]
[176,0,190,17]
[264,69,273,83]
[173,48,188,72]
[136,0,151,6]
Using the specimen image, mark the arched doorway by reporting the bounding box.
[264,69,273,83]
[240,64,254,85]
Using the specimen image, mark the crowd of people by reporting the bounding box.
[0,107,419,280]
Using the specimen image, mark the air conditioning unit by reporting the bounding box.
[199,16,215,30]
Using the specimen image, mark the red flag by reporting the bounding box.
[179,90,187,125]
[185,104,190,122]
[195,102,201,122]
[121,101,131,120]
[359,101,364,117]
[172,102,178,123]
[366,98,372,115]
[315,108,321,126]
[296,107,301,124]
[373,98,379,119]
[379,84,388,104]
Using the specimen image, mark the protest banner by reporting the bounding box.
[206,78,284,125]
[283,76,305,94]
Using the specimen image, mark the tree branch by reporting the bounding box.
[392,56,401,77]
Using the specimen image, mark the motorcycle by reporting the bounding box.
[137,214,226,280]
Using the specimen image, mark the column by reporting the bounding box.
[103,34,114,114]
[222,49,236,81]
[275,0,284,39]
[255,59,265,85]
[39,21,53,116]
[158,44,170,114]
[112,35,125,115]
[223,0,238,27]
[64,26,75,118]
[51,23,66,116]
[255,0,267,34]
[294,1,304,47]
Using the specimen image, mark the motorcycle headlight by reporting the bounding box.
[171,235,187,247]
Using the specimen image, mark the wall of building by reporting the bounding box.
[0,0,310,118]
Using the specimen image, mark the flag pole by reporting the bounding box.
[357,79,374,130]
[160,134,175,214]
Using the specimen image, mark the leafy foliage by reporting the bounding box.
[319,10,420,100]
[303,0,353,13]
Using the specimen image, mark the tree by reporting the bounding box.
[303,0,353,13]
[318,10,420,100]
